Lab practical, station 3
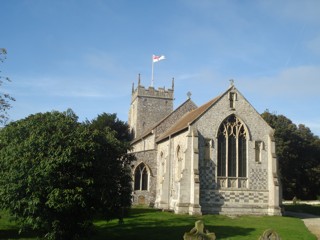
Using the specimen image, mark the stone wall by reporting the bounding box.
[193,87,280,215]
[132,150,157,206]
[131,134,155,152]
[200,189,269,215]
[155,141,170,209]
[131,98,197,207]
[129,85,174,138]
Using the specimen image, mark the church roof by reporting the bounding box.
[131,98,197,144]
[156,84,237,143]
[156,95,221,142]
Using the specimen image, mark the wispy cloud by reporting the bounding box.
[84,51,120,73]
[241,65,320,96]
[12,75,130,99]
[307,35,320,55]
[259,0,320,23]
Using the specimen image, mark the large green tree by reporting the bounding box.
[88,113,134,221]
[0,110,133,239]
[262,111,320,200]
[0,48,15,125]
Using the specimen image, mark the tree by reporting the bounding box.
[0,48,15,125]
[0,110,134,239]
[262,111,320,200]
[88,113,134,221]
[89,113,132,142]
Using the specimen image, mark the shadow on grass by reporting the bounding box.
[0,228,39,239]
[212,225,255,239]
[94,224,255,240]
[284,204,320,216]
[93,215,255,240]
[126,206,162,217]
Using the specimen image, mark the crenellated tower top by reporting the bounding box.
[129,75,175,138]
[131,84,174,103]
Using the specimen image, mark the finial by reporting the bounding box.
[172,77,175,90]
[138,73,141,86]
[132,82,134,93]
[187,91,192,99]
[229,79,234,86]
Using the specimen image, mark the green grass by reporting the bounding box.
[284,204,320,216]
[0,210,38,240]
[0,207,317,240]
[92,207,316,240]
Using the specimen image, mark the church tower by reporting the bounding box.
[129,76,174,138]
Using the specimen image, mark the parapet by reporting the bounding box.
[131,84,174,102]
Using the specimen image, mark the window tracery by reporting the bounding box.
[134,163,149,191]
[217,115,247,188]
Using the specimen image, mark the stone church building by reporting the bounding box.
[129,79,282,216]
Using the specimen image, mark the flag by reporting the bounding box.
[153,55,165,63]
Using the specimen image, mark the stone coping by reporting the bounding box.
[283,200,320,205]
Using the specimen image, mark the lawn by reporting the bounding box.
[0,210,38,239]
[284,204,320,216]
[93,207,316,240]
[0,207,317,240]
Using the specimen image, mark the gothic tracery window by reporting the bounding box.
[134,163,149,191]
[217,115,247,188]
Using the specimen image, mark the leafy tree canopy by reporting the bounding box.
[262,111,320,200]
[88,112,134,220]
[0,48,15,125]
[0,110,133,239]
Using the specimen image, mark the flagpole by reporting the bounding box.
[151,56,154,87]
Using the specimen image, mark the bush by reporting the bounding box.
[0,110,133,239]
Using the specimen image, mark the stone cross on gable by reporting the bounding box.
[187,91,192,99]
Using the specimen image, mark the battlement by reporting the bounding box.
[129,77,175,138]
[131,85,174,102]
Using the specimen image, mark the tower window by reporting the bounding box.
[134,163,149,191]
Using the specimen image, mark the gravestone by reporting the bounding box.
[183,220,216,240]
[259,229,281,240]
[138,195,145,205]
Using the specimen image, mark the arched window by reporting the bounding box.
[217,115,247,188]
[134,163,149,191]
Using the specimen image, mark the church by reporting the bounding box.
[128,78,282,216]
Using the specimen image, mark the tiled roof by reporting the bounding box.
[156,95,222,142]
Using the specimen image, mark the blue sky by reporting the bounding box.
[1,0,320,136]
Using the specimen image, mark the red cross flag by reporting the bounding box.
[152,55,166,63]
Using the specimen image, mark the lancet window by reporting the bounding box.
[134,163,149,191]
[217,115,247,188]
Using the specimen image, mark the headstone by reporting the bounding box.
[183,220,216,240]
[138,195,145,205]
[259,229,281,240]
